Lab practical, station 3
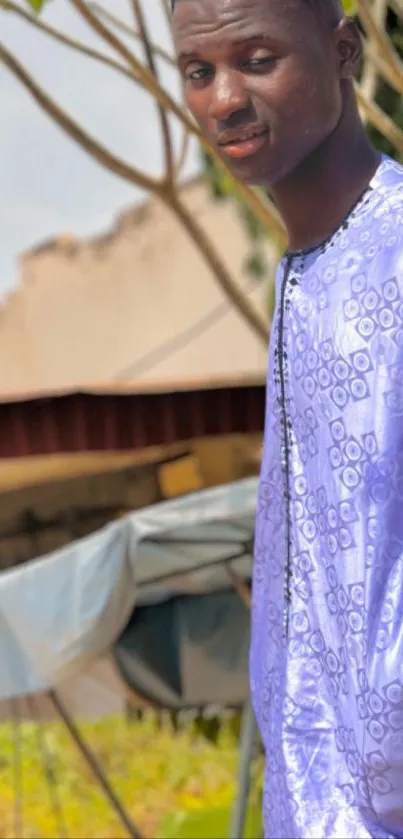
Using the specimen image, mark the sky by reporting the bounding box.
[0,0,199,298]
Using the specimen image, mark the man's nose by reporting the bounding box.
[207,68,250,122]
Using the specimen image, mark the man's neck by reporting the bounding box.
[269,87,381,253]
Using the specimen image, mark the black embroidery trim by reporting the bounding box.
[275,179,375,636]
[286,185,374,259]
[276,254,296,637]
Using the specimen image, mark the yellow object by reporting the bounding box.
[158,455,203,498]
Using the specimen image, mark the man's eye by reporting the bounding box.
[242,56,276,71]
[186,66,212,82]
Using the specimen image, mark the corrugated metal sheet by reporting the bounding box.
[0,386,265,458]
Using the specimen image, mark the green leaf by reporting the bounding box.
[342,0,357,14]
[24,0,48,12]
[243,252,267,280]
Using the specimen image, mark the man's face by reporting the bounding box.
[173,0,356,187]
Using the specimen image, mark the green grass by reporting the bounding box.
[0,713,263,838]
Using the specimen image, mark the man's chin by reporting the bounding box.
[223,155,275,188]
[215,143,279,189]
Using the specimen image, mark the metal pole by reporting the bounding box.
[229,698,257,839]
[11,697,24,839]
[48,690,142,839]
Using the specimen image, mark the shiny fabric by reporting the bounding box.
[250,155,403,839]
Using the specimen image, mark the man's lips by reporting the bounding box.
[217,127,269,160]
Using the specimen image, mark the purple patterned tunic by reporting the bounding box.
[250,155,403,838]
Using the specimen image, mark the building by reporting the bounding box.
[0,178,272,568]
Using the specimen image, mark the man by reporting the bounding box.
[172,1,403,837]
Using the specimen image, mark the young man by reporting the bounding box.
[172,1,403,836]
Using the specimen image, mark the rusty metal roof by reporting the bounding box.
[0,384,265,459]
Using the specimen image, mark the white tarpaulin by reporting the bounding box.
[0,478,258,702]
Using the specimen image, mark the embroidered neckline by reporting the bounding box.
[285,155,386,260]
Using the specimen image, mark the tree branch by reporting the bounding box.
[175,130,191,178]
[89,2,175,67]
[1,0,285,249]
[70,0,176,106]
[2,0,185,185]
[0,9,275,345]
[389,0,403,19]
[355,82,403,154]
[69,0,287,242]
[131,0,174,183]
[0,33,273,350]
[357,0,403,96]
[167,190,270,345]
[226,562,251,609]
[359,0,387,116]
[1,0,145,85]
[3,0,198,191]
[90,2,192,184]
[159,0,173,36]
[0,39,159,193]
[363,39,403,96]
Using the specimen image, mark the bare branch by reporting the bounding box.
[357,0,403,96]
[76,0,196,187]
[359,0,387,115]
[0,39,159,193]
[3,0,190,185]
[69,0,175,105]
[355,83,403,154]
[0,35,274,349]
[159,0,173,36]
[168,191,270,345]
[131,0,174,182]
[363,39,403,96]
[69,0,286,241]
[175,130,191,178]
[226,562,251,609]
[89,2,175,67]
[389,0,403,19]
[1,0,145,85]
[1,0,285,248]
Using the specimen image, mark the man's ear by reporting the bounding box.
[334,17,362,78]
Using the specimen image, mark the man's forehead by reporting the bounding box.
[173,0,342,55]
[172,0,301,14]
[173,0,327,59]
[172,0,342,25]
[172,0,307,35]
